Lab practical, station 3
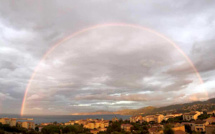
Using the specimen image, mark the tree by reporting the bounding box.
[53,121,58,125]
[161,120,168,125]
[106,121,121,133]
[198,114,210,120]
[41,125,60,134]
[62,124,89,134]
[185,124,192,134]
[167,116,183,123]
[28,129,38,134]
[149,121,156,125]
[163,125,174,134]
[0,129,4,134]
[35,126,39,132]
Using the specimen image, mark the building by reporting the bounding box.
[64,120,75,125]
[164,113,182,121]
[121,124,133,132]
[207,110,215,115]
[10,118,16,126]
[174,130,186,134]
[181,122,195,131]
[172,123,185,132]
[72,118,109,132]
[40,122,53,126]
[182,120,209,132]
[90,129,100,134]
[166,113,182,117]
[148,125,163,134]
[17,121,22,127]
[112,117,119,122]
[205,117,215,124]
[75,119,86,125]
[193,120,209,133]
[0,118,16,127]
[159,124,186,134]
[206,125,215,134]
[38,126,44,132]
[84,121,95,129]
[183,111,201,121]
[143,114,164,123]
[22,122,35,129]
[156,115,164,123]
[130,115,143,123]
[99,127,107,132]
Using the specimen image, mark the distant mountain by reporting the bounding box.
[71,110,114,115]
[70,98,215,116]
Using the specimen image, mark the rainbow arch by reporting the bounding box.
[21,23,205,116]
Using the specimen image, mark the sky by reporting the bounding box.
[0,0,215,115]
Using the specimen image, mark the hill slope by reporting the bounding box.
[71,98,215,115]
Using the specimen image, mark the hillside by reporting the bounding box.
[71,98,215,116]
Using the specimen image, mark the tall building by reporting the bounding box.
[0,118,16,127]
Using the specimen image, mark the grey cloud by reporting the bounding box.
[0,0,215,114]
[165,39,215,77]
[191,40,215,73]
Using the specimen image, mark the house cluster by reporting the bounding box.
[64,118,109,134]
[164,113,182,121]
[148,123,186,134]
[130,111,215,134]
[130,114,186,134]
[182,116,215,134]
[0,117,35,129]
[121,124,133,132]
[182,111,202,121]
[130,114,166,123]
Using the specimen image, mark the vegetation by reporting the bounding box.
[161,116,183,125]
[41,125,61,134]
[0,123,31,134]
[62,124,90,134]
[104,120,148,134]
[106,121,122,133]
[41,124,90,134]
[198,113,210,120]
[185,124,192,134]
[131,122,149,134]
[163,125,174,134]
[0,129,4,134]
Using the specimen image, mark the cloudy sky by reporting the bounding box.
[0,0,215,115]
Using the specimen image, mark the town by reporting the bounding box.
[1,110,215,134]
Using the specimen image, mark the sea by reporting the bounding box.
[0,114,131,124]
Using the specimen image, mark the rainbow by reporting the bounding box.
[20,23,205,116]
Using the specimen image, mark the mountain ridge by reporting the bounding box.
[71,98,215,115]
